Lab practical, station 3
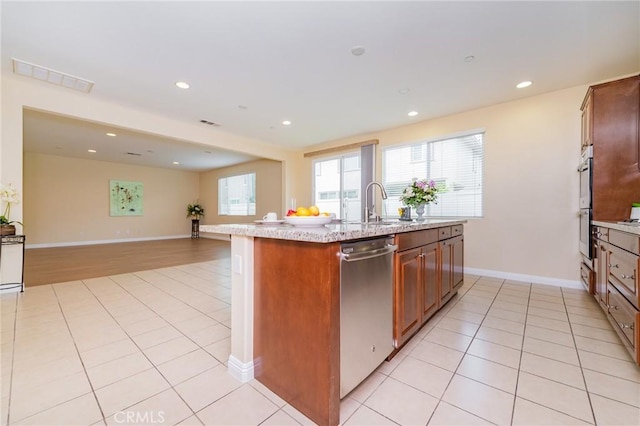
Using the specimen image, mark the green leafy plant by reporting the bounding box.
[0,183,23,227]
[186,202,205,220]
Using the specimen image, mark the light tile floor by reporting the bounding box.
[2,261,640,425]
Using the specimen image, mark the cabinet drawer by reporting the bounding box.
[451,225,463,237]
[609,247,639,308]
[438,227,452,240]
[610,230,640,254]
[608,284,638,352]
[396,229,438,252]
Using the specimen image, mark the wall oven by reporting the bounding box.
[579,145,593,261]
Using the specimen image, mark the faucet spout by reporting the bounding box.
[364,181,388,222]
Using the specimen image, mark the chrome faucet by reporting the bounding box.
[364,181,388,222]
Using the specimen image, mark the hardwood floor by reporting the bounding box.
[24,238,230,287]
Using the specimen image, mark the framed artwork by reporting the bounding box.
[110,180,143,216]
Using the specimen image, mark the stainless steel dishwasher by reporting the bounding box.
[339,236,397,398]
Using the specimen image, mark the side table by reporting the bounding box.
[1,234,25,292]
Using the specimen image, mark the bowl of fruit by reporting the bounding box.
[285,206,333,227]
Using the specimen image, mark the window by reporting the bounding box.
[312,153,361,220]
[383,131,484,218]
[218,172,256,215]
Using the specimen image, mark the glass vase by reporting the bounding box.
[415,203,426,220]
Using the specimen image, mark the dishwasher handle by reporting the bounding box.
[340,244,397,262]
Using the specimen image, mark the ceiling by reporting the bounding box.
[2,1,639,169]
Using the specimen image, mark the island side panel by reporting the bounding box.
[254,238,341,426]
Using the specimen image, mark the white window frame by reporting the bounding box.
[218,172,256,216]
[382,130,484,219]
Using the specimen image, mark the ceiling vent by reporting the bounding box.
[12,58,94,93]
[200,119,220,127]
[126,152,142,156]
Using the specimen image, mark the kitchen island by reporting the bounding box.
[200,219,465,426]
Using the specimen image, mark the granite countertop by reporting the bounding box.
[200,219,466,243]
[592,220,640,236]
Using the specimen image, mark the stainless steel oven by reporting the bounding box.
[578,145,593,261]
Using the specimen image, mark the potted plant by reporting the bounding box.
[187,202,205,220]
[1,183,23,236]
[399,178,440,220]
[187,202,204,239]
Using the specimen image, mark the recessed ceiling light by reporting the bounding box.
[351,46,366,56]
[88,149,96,153]
[106,132,116,137]
[175,81,190,89]
[398,88,410,95]
[282,120,292,126]
[516,81,532,89]
[408,111,419,117]
[464,55,475,63]
[172,161,180,165]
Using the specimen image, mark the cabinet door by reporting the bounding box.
[581,92,592,149]
[440,240,453,304]
[421,243,439,322]
[596,242,610,309]
[451,236,464,290]
[394,248,422,348]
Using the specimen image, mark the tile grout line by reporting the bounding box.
[509,279,532,425]
[562,286,601,426]
[425,276,505,426]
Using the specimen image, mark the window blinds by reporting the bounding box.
[382,132,484,218]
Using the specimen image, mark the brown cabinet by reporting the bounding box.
[441,235,464,305]
[583,75,640,221]
[580,91,592,150]
[393,226,464,348]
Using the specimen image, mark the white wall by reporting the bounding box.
[293,85,587,284]
[24,152,201,245]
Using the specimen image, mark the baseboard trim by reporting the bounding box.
[465,267,583,290]
[26,235,191,249]
[227,355,254,383]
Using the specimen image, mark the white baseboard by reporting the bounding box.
[227,355,254,383]
[26,235,191,249]
[465,267,583,290]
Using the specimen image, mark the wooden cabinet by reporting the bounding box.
[393,226,464,348]
[441,235,464,305]
[583,75,640,221]
[593,225,640,365]
[580,91,592,150]
[422,243,439,320]
[394,247,422,344]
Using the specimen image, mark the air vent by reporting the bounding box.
[200,119,220,127]
[12,58,94,93]
[126,152,142,156]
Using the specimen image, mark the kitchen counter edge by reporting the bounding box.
[592,220,640,236]
[200,219,467,243]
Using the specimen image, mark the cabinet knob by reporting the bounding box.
[621,274,635,280]
[619,322,634,330]
[608,263,619,269]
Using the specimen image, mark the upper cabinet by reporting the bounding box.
[582,75,640,220]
